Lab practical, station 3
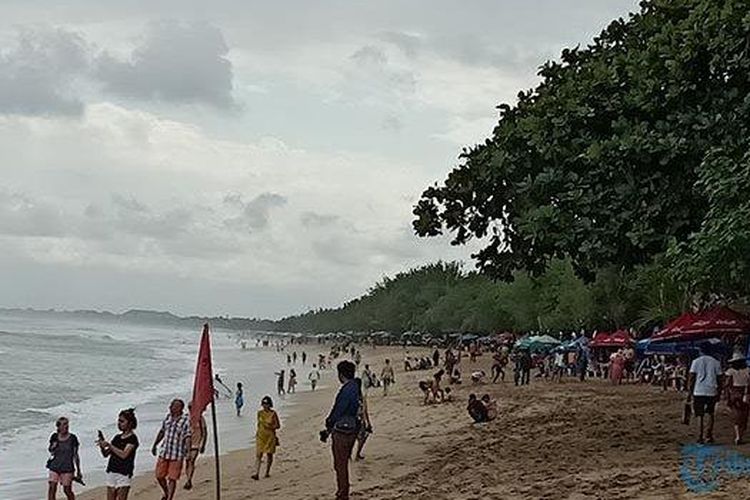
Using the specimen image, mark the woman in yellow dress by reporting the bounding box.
[251,396,281,480]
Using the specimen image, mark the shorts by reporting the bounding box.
[155,457,183,481]
[48,471,73,487]
[106,472,132,489]
[693,395,717,417]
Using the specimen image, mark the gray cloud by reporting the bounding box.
[95,20,236,108]
[0,190,65,236]
[224,192,287,232]
[0,27,90,116]
[381,30,542,71]
[300,211,339,227]
[378,31,421,58]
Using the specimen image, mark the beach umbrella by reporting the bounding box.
[530,334,561,345]
[590,330,633,348]
[651,306,750,342]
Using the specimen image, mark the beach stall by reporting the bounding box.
[650,306,750,360]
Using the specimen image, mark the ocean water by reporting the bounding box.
[0,312,321,500]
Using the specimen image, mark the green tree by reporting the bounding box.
[413,0,750,283]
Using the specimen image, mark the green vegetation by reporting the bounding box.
[284,0,750,335]
[413,0,750,300]
[276,260,686,334]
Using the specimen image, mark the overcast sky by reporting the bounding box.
[0,0,638,318]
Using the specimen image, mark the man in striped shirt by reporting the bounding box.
[151,399,191,500]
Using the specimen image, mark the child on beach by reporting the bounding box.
[275,370,286,396]
[288,369,298,393]
[96,408,139,499]
[252,396,281,480]
[235,382,245,417]
[47,416,83,500]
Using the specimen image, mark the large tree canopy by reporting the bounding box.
[414,0,750,284]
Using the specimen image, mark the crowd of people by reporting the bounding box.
[42,333,750,500]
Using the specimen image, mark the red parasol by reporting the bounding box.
[590,330,633,348]
[651,306,750,342]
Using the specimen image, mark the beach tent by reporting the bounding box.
[516,335,560,353]
[590,330,633,348]
[636,337,728,356]
[651,306,750,342]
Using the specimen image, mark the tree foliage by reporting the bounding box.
[276,260,685,334]
[413,0,750,286]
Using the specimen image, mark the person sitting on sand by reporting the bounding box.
[252,396,281,480]
[443,387,453,402]
[467,394,488,423]
[418,380,434,405]
[481,395,498,421]
[183,403,207,491]
[471,370,487,384]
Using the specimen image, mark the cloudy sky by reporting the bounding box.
[0,0,638,318]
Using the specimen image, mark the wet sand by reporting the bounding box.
[80,347,750,499]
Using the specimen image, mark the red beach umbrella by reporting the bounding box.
[651,307,750,342]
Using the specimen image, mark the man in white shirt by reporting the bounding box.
[687,345,723,444]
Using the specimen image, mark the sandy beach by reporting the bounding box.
[79,346,750,500]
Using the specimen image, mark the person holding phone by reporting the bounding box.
[46,416,82,500]
[97,409,139,499]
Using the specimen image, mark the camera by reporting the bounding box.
[319,429,329,443]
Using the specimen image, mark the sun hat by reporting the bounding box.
[728,353,747,363]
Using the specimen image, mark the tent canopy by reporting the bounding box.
[651,306,750,342]
[590,330,633,348]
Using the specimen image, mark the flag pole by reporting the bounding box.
[211,399,221,500]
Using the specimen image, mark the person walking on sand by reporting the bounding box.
[433,348,440,368]
[235,382,245,417]
[687,344,723,444]
[354,378,373,461]
[252,396,281,480]
[46,416,83,500]
[325,361,361,500]
[288,369,298,393]
[302,351,307,365]
[309,364,321,391]
[275,370,286,396]
[151,399,191,500]
[724,353,749,445]
[97,408,139,499]
[381,359,395,396]
[183,403,207,491]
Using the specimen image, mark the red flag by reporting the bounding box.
[191,323,215,424]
